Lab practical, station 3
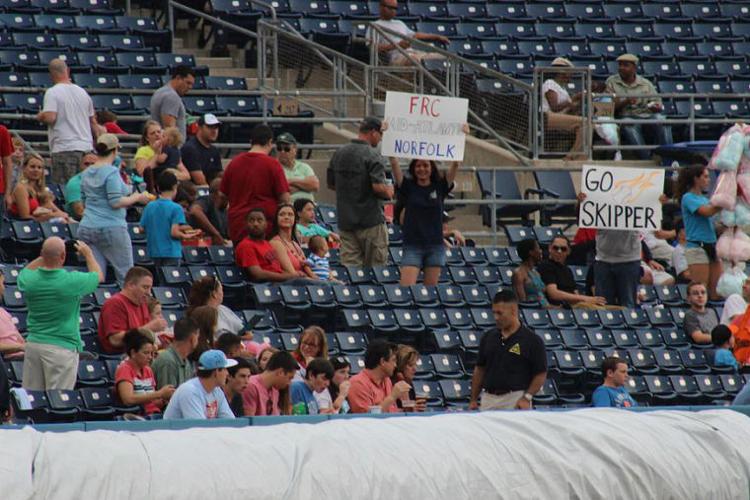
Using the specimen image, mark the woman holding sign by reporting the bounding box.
[389,156,460,286]
[677,166,723,300]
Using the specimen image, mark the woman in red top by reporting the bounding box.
[292,325,328,377]
[269,203,318,280]
[10,153,69,221]
[115,329,175,415]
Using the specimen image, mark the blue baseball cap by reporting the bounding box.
[198,350,238,370]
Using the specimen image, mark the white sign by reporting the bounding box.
[579,165,664,230]
[381,91,468,161]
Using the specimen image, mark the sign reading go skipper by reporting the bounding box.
[381,91,468,162]
[579,165,664,231]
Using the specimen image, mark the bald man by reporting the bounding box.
[19,237,103,390]
[37,59,98,186]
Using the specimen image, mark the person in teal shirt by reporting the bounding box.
[291,358,334,414]
[712,325,739,371]
[293,198,340,245]
[677,166,723,300]
[19,237,102,390]
[63,152,96,220]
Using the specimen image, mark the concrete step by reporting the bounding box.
[173,37,184,49]
[196,56,235,68]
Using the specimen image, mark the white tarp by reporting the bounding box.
[3,409,750,500]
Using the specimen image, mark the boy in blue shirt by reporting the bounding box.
[291,357,334,415]
[712,324,739,371]
[592,356,637,408]
[140,171,200,266]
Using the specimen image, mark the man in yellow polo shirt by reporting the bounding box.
[605,53,673,160]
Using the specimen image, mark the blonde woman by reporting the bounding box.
[10,153,68,221]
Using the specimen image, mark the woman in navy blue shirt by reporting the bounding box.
[390,156,460,286]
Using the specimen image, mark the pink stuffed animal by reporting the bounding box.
[731,228,750,262]
[717,228,734,260]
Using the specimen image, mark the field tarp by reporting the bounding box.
[2,409,750,500]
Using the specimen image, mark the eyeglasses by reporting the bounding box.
[277,145,293,152]
[551,245,569,252]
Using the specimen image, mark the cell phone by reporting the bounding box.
[64,239,78,255]
[243,313,264,330]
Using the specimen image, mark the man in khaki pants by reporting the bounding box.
[329,117,394,267]
[469,289,547,411]
[20,237,103,390]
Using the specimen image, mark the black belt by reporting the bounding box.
[485,388,513,396]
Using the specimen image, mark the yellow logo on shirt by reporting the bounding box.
[509,343,521,355]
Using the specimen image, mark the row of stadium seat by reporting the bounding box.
[0,72,245,90]
[0,0,118,15]
[213,0,750,24]
[0,50,201,73]
[0,14,165,35]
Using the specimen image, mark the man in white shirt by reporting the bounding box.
[36,59,98,186]
[367,0,449,66]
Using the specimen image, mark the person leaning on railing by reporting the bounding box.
[605,53,673,160]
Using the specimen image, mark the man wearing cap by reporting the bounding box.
[605,54,672,160]
[37,58,98,186]
[328,117,393,267]
[150,65,195,140]
[163,349,237,419]
[277,132,319,202]
[367,0,449,66]
[542,57,585,159]
[181,113,223,185]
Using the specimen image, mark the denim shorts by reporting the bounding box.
[400,244,446,268]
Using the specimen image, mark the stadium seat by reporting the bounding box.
[76,359,109,388]
[679,349,711,375]
[668,375,704,404]
[335,331,367,355]
[332,284,362,308]
[653,348,684,375]
[560,328,589,350]
[394,308,425,334]
[439,378,471,405]
[368,309,398,334]
[584,328,615,350]
[420,308,449,331]
[358,284,387,308]
[695,374,727,401]
[612,329,639,349]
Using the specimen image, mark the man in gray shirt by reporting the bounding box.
[328,117,394,267]
[150,65,195,140]
[594,229,641,308]
[683,282,716,345]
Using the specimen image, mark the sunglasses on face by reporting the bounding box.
[277,145,293,152]
[551,245,569,252]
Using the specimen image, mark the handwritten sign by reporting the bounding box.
[579,165,664,231]
[381,91,468,161]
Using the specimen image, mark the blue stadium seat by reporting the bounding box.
[383,284,413,308]
[368,308,399,333]
[668,375,703,404]
[713,101,750,119]
[416,21,457,38]
[720,374,744,396]
[662,41,699,59]
[486,3,531,21]
[34,14,81,33]
[78,388,120,421]
[550,309,576,329]
[694,22,734,40]
[115,52,162,73]
[588,40,627,60]
[280,284,311,311]
[0,13,37,31]
[679,349,711,375]
[328,0,372,18]
[117,73,163,90]
[439,378,471,405]
[0,71,29,87]
[683,4,722,20]
[642,3,683,19]
[460,284,490,307]
[76,359,109,388]
[394,308,425,334]
[77,51,124,73]
[91,94,133,113]
[698,41,734,58]
[625,41,664,60]
[409,2,449,20]
[358,284,387,308]
[75,14,122,33]
[695,374,727,401]
[525,3,568,21]
[602,3,643,20]
[496,21,537,39]
[420,308,449,330]
[456,21,497,40]
[522,308,551,329]
[584,328,615,350]
[722,4,750,19]
[654,348,684,375]
[45,389,81,422]
[183,96,218,115]
[447,3,487,20]
[332,284,362,308]
[74,73,118,89]
[561,328,588,350]
[597,309,625,328]
[152,286,185,309]
[575,21,615,40]
[566,3,604,20]
[99,33,146,51]
[615,21,655,40]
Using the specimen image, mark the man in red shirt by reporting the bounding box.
[348,340,410,413]
[243,350,298,416]
[235,208,299,282]
[98,266,167,353]
[0,125,15,212]
[220,124,290,243]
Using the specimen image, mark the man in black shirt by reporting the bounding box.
[537,235,606,307]
[181,113,223,185]
[469,289,547,411]
[189,178,229,245]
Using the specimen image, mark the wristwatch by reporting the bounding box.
[523,392,533,402]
